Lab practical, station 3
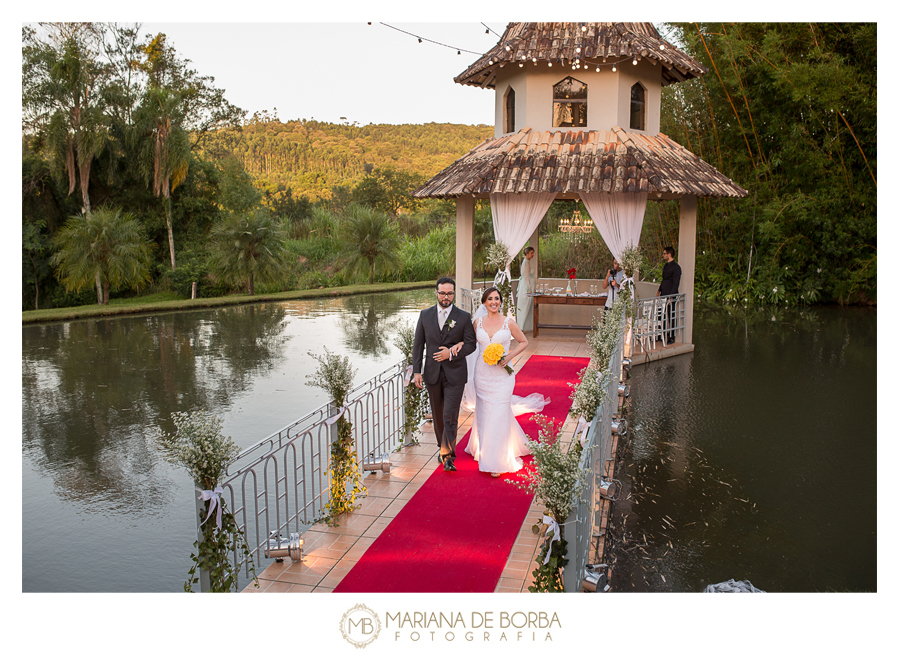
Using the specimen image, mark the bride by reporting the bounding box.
[450,287,547,477]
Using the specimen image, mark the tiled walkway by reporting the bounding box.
[244,329,592,593]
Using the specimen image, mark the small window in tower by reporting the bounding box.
[504,87,516,133]
[630,83,646,131]
[552,77,587,128]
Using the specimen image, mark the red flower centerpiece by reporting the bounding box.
[567,268,577,280]
[566,268,577,296]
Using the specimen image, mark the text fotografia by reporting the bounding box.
[386,611,561,642]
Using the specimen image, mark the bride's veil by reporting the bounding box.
[461,304,488,411]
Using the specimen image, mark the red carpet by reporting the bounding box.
[333,355,589,593]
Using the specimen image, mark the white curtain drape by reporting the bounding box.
[578,192,648,261]
[489,192,556,278]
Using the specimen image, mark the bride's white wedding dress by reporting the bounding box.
[464,313,547,474]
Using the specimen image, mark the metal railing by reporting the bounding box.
[198,360,409,591]
[632,293,685,353]
[564,314,627,593]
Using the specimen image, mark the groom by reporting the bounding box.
[413,277,477,471]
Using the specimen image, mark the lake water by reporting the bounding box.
[22,294,878,592]
[610,303,877,592]
[21,289,436,592]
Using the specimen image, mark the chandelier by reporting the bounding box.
[558,209,594,241]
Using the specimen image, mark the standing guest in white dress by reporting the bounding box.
[463,287,547,477]
[515,247,536,332]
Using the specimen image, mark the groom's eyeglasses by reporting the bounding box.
[436,292,455,297]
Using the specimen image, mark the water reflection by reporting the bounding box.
[22,289,434,591]
[610,303,876,592]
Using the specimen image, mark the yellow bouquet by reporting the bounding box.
[483,342,514,375]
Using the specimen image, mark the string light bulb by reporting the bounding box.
[633,58,638,65]
[505,45,511,51]
[612,64,617,72]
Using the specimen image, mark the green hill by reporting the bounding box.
[198,117,494,202]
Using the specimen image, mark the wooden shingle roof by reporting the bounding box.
[412,127,748,199]
[456,22,707,88]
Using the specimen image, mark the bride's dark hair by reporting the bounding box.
[481,286,503,304]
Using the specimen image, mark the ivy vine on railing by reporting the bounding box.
[307,347,366,525]
[394,322,429,446]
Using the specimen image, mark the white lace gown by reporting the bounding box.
[464,315,547,474]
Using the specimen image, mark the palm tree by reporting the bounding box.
[340,204,402,285]
[50,207,154,305]
[133,86,190,270]
[25,28,115,303]
[209,209,289,295]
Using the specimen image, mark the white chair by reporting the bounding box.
[635,303,654,353]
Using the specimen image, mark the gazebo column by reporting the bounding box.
[678,194,697,345]
[455,195,475,289]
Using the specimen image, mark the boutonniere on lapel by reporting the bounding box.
[443,317,456,332]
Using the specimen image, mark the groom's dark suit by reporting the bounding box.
[413,304,477,467]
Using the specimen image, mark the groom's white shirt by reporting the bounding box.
[438,304,454,360]
[437,304,453,330]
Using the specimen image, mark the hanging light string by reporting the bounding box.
[374,22,487,56]
[481,22,502,38]
[370,22,668,71]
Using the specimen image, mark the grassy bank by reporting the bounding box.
[22,280,435,325]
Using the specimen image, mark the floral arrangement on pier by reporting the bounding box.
[156,411,257,592]
[486,241,514,316]
[512,415,586,592]
[619,244,643,306]
[307,346,366,525]
[569,366,611,423]
[393,322,429,446]
[619,244,642,278]
[585,309,625,368]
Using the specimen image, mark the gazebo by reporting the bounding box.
[413,22,747,356]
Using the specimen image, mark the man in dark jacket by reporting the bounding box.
[413,277,477,471]
[656,247,682,345]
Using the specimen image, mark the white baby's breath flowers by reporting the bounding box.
[485,241,512,272]
[157,411,240,489]
[515,415,586,522]
[569,366,610,422]
[307,346,357,406]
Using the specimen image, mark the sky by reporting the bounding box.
[138,22,508,126]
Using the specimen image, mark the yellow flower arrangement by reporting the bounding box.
[483,342,514,375]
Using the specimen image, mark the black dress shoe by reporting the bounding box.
[443,460,457,472]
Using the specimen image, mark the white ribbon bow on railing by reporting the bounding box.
[403,365,413,387]
[622,276,636,301]
[542,514,561,565]
[494,266,512,287]
[580,422,590,448]
[199,485,224,529]
[575,415,588,435]
[325,406,348,426]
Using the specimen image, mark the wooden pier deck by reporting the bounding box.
[243,327,678,593]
